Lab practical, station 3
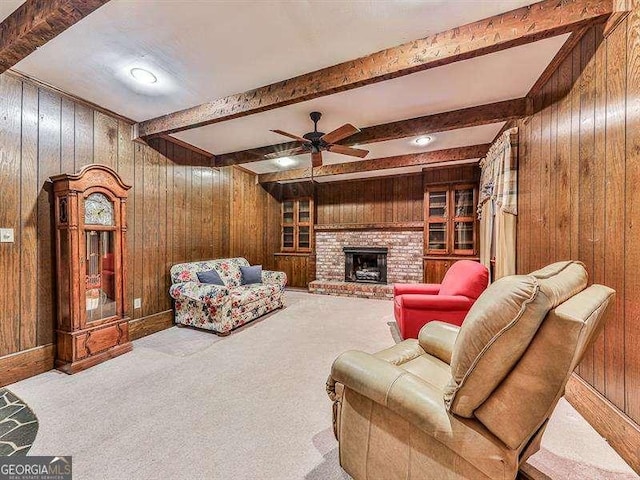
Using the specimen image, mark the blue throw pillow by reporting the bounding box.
[240,265,262,285]
[197,269,224,286]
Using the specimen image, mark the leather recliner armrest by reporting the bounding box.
[418,321,460,365]
[331,351,451,434]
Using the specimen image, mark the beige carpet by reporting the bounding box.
[8,291,637,480]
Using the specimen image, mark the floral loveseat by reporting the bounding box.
[169,258,287,335]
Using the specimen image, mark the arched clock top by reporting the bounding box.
[50,164,132,198]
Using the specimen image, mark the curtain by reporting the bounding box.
[477,127,518,281]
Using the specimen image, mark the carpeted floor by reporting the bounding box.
[7,291,638,480]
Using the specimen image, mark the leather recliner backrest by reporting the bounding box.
[474,284,615,450]
[439,260,489,299]
[444,261,588,417]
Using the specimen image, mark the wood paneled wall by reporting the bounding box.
[516,8,640,427]
[0,72,275,381]
[316,173,423,225]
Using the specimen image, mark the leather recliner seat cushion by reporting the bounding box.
[445,261,588,417]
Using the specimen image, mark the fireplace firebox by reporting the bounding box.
[344,247,388,284]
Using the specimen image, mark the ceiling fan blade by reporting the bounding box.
[328,144,369,158]
[270,129,311,144]
[311,151,323,167]
[321,123,360,144]
[264,147,308,159]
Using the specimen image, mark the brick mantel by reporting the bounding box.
[315,230,423,284]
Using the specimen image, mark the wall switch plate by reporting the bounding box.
[134,298,142,309]
[0,228,14,243]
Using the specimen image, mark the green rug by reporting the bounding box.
[0,388,38,456]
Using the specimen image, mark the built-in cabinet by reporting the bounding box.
[281,198,313,253]
[423,169,479,283]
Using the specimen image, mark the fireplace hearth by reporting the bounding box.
[344,247,388,284]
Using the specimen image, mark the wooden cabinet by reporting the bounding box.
[281,197,313,253]
[50,164,132,374]
[424,181,479,283]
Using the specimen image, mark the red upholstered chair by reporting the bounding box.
[393,260,489,339]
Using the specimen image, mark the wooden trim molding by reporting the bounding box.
[134,0,614,138]
[315,222,424,231]
[216,99,527,166]
[129,310,174,341]
[258,145,488,184]
[565,373,640,474]
[0,344,55,388]
[0,0,111,73]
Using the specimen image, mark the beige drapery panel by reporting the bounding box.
[477,127,518,281]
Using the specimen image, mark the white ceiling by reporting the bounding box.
[0,1,23,22]
[8,0,568,181]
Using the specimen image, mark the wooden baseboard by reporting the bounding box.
[0,311,174,387]
[565,373,640,474]
[0,344,55,388]
[129,310,174,340]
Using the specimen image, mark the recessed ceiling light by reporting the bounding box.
[130,68,157,84]
[413,136,433,146]
[276,157,296,167]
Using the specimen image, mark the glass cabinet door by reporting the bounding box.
[453,221,474,252]
[452,185,476,254]
[298,226,310,250]
[454,188,474,217]
[428,191,447,218]
[428,223,448,252]
[282,226,295,250]
[283,201,294,224]
[85,230,117,322]
[298,199,310,224]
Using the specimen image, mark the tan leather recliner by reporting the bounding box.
[327,261,615,480]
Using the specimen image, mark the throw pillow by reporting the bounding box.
[240,265,262,285]
[196,269,224,286]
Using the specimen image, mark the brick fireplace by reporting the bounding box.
[309,229,423,299]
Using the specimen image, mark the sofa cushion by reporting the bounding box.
[196,269,224,286]
[230,284,281,308]
[170,258,249,287]
[444,261,587,417]
[240,265,262,285]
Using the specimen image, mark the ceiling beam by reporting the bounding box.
[215,98,527,167]
[134,0,614,139]
[0,0,110,73]
[258,144,489,183]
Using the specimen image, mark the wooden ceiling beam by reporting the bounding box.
[134,0,614,139]
[258,144,489,183]
[0,0,111,73]
[215,98,527,167]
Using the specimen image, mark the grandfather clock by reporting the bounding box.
[50,164,132,374]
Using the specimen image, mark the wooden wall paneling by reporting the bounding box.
[0,74,22,356]
[132,142,144,320]
[592,23,608,394]
[19,82,38,351]
[172,143,187,265]
[569,44,582,268]
[624,2,640,423]
[74,103,93,168]
[603,16,627,412]
[578,26,597,384]
[529,94,543,271]
[60,98,75,173]
[36,88,61,346]
[93,111,117,168]
[555,54,573,261]
[157,140,170,311]
[540,76,553,266]
[220,166,231,257]
[116,119,135,317]
[201,163,213,259]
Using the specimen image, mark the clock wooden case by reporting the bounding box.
[50,164,132,374]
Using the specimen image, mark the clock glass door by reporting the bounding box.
[85,230,117,322]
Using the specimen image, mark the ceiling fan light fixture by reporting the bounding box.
[276,156,296,167]
[413,135,433,146]
[130,67,158,84]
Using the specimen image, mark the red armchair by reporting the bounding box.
[393,260,489,339]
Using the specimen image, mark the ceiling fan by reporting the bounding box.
[270,112,369,167]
